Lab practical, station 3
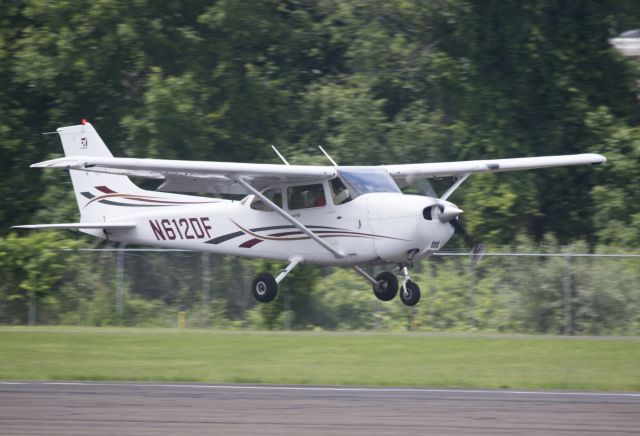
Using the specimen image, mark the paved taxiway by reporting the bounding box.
[1,382,638,435]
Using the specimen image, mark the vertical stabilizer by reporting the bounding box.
[57,122,146,222]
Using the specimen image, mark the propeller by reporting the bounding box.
[415,176,486,263]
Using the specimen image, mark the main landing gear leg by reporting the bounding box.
[398,264,420,306]
[252,259,300,303]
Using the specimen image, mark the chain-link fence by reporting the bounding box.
[1,248,639,335]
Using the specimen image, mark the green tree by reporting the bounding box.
[586,108,640,247]
[0,232,82,324]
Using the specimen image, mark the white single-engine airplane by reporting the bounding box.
[14,121,605,306]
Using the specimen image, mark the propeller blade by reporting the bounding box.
[416,178,438,198]
[450,217,486,264]
[471,242,486,263]
[450,217,471,244]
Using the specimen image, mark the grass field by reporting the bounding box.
[0,327,638,391]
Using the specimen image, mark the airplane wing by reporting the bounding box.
[31,153,605,194]
[377,153,606,187]
[31,156,337,194]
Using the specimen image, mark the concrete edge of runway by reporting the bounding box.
[2,380,639,398]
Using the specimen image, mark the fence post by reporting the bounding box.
[201,252,211,327]
[563,252,572,335]
[28,292,36,326]
[116,243,126,323]
[469,254,476,329]
[284,292,291,331]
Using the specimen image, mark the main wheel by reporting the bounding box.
[400,280,420,306]
[252,273,278,303]
[373,271,398,301]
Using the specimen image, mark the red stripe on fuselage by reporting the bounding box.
[95,186,116,194]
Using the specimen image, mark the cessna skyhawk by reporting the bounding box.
[14,121,605,306]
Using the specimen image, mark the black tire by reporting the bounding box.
[400,280,420,306]
[252,273,278,303]
[373,271,398,301]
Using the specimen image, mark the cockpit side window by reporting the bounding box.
[250,187,283,211]
[330,177,353,205]
[287,183,326,210]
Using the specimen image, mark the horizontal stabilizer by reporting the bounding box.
[12,222,136,230]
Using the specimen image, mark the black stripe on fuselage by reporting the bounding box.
[205,224,344,245]
[206,231,245,244]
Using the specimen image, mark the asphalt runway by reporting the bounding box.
[0,382,639,435]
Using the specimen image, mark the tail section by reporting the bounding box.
[55,121,217,225]
[14,121,219,234]
[57,122,150,222]
[58,121,147,222]
[57,121,113,158]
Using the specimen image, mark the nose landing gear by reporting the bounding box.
[398,265,420,306]
[400,280,420,306]
[355,264,421,306]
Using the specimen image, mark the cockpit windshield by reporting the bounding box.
[337,169,400,199]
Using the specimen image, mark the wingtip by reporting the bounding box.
[30,157,86,168]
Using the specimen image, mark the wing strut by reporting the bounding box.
[234,177,346,260]
[440,173,470,201]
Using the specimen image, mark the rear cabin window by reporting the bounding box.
[250,187,283,211]
[287,184,326,210]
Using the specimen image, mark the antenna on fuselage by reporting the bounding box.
[318,145,338,167]
[271,145,290,165]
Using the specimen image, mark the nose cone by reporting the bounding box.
[437,202,463,222]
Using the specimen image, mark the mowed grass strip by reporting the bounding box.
[0,327,638,391]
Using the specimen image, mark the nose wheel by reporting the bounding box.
[398,265,421,306]
[400,280,420,306]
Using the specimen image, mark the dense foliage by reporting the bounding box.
[1,1,639,331]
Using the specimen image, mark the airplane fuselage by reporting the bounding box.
[89,192,455,266]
